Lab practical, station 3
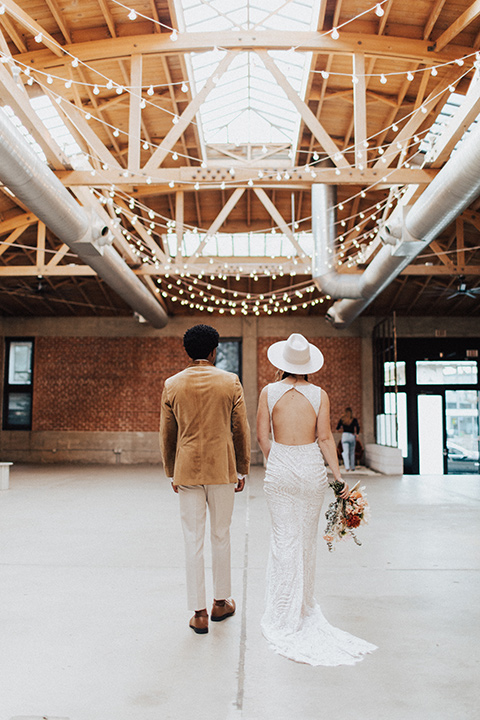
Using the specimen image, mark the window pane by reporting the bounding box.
[216,341,241,376]
[8,341,33,384]
[384,361,406,386]
[7,392,32,427]
[416,360,478,385]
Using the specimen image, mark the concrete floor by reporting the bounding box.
[0,464,478,720]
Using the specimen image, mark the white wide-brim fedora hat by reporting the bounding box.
[267,333,324,375]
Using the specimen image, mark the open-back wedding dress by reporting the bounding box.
[261,381,377,666]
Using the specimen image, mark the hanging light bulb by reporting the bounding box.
[106,79,113,90]
[147,85,154,96]
[331,27,339,40]
[172,115,179,124]
[46,75,53,84]
[194,182,200,190]
[170,28,178,41]
[407,71,414,81]
[169,180,175,188]
[143,141,149,150]
[71,57,79,68]
[93,85,100,95]
[113,129,120,137]
[65,79,72,89]
[375,3,384,16]
[140,99,146,109]
[172,152,178,160]
[431,66,438,76]
[248,178,253,186]
[35,33,43,43]
[321,70,329,80]
[313,151,319,161]
[128,9,137,20]
[392,123,398,132]
[181,82,188,93]
[380,74,387,84]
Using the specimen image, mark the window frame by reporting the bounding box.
[3,337,35,430]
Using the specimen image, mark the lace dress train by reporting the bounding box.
[261,382,377,667]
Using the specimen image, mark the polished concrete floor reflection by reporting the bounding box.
[0,464,478,720]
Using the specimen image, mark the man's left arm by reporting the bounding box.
[159,384,178,486]
[231,378,251,484]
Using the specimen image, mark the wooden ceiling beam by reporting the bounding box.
[128,54,142,172]
[57,98,122,169]
[0,0,63,57]
[0,63,69,170]
[0,12,27,53]
[401,264,480,274]
[143,51,237,172]
[259,50,350,169]
[97,0,117,38]
[426,73,480,167]
[353,53,367,169]
[0,214,37,235]
[44,0,71,44]
[434,0,480,52]
[175,190,184,260]
[0,224,31,257]
[16,32,472,71]
[0,265,96,276]
[423,0,447,40]
[54,166,436,187]
[253,188,305,256]
[192,188,245,257]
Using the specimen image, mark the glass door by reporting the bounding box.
[418,394,444,475]
[445,390,480,474]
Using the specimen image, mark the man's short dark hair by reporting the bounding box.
[183,324,219,360]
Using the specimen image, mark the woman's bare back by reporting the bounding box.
[271,383,317,445]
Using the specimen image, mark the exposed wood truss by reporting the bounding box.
[0,0,480,320]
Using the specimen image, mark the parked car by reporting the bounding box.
[446,439,480,473]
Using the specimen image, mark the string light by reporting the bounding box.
[331,28,339,40]
[375,3,384,16]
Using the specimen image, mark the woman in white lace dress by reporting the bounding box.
[256,333,377,666]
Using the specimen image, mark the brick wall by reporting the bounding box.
[32,337,187,432]
[258,336,363,432]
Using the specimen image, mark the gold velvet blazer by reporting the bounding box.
[160,360,251,485]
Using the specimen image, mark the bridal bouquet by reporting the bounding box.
[324,480,370,552]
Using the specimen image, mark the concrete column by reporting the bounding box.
[0,462,12,490]
[361,334,375,445]
[241,316,261,465]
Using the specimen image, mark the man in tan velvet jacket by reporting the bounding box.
[160,324,250,634]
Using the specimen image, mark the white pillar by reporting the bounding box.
[0,462,12,490]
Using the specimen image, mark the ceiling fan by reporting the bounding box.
[446,276,480,300]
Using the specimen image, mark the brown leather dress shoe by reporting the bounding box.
[189,613,208,634]
[211,598,236,622]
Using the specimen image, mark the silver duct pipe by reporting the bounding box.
[0,108,168,328]
[317,117,480,328]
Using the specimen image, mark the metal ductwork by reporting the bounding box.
[312,118,480,328]
[0,108,168,328]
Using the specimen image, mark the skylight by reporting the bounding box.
[1,94,90,170]
[421,91,480,157]
[165,230,314,258]
[175,0,321,157]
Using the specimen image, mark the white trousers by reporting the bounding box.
[177,483,235,611]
